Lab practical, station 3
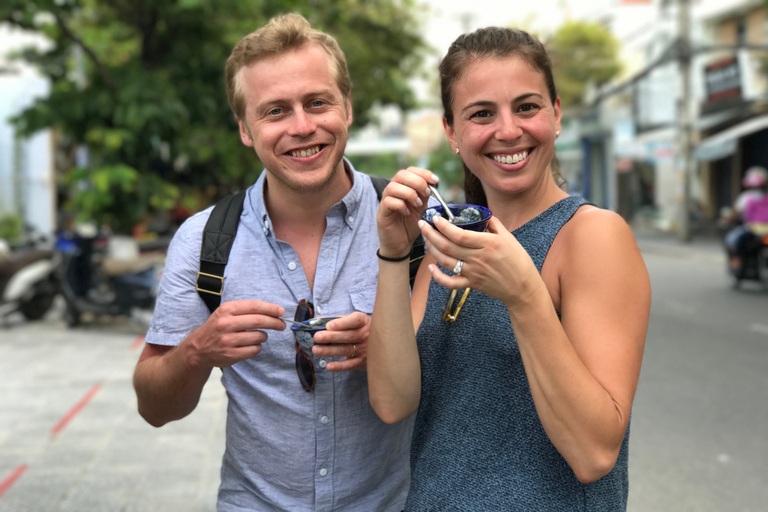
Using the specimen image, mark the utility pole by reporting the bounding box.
[677,0,693,242]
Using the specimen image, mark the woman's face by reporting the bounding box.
[444,54,561,198]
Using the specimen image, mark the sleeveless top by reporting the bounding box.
[406,195,629,511]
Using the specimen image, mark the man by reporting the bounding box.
[133,13,413,511]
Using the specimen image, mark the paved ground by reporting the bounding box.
[0,309,226,512]
[0,229,763,511]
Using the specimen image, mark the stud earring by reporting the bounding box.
[556,130,560,138]
[454,147,460,154]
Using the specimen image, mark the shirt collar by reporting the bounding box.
[250,157,363,237]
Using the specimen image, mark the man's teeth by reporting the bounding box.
[290,146,321,157]
[493,150,529,164]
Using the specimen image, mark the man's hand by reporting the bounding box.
[311,312,370,371]
[184,300,286,369]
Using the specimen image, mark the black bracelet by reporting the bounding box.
[376,248,410,262]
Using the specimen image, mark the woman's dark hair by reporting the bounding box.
[439,27,565,206]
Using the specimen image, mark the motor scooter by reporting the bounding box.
[56,228,163,327]
[0,231,59,323]
[727,231,768,290]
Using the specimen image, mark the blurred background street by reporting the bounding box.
[3,0,768,510]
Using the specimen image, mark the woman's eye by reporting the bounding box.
[519,103,539,113]
[470,110,492,119]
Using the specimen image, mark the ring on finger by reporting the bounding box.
[452,259,464,275]
[351,344,356,358]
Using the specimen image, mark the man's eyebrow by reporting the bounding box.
[254,89,337,110]
[460,93,544,115]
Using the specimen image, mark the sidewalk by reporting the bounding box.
[0,313,226,512]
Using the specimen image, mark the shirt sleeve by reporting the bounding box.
[145,211,213,346]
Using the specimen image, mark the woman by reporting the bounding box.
[368,27,651,511]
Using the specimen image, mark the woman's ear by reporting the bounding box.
[443,117,458,152]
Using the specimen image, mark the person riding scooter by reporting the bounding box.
[722,166,768,286]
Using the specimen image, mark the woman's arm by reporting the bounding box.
[509,208,649,483]
[367,168,438,424]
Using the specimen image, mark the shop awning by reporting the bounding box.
[693,115,768,161]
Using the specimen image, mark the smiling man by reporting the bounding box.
[133,14,413,511]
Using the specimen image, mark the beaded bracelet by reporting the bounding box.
[376,249,410,262]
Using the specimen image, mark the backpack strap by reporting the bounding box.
[370,176,426,287]
[196,190,246,313]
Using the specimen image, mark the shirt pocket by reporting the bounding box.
[348,284,377,315]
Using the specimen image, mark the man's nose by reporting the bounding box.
[289,110,317,137]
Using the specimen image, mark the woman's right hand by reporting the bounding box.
[376,167,439,258]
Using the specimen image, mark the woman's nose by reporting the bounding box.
[495,111,523,141]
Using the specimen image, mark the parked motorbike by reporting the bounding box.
[0,230,59,323]
[56,227,163,327]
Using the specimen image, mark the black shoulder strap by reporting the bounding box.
[196,190,246,313]
[196,177,426,313]
[370,176,425,287]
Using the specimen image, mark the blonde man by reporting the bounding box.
[134,14,412,511]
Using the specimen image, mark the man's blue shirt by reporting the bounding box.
[146,163,413,511]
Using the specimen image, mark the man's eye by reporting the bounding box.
[269,108,282,116]
[311,100,325,108]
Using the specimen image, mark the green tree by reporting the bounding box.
[2,0,427,233]
[547,20,622,108]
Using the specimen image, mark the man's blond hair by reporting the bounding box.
[225,13,351,122]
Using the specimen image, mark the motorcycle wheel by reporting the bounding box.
[19,289,56,320]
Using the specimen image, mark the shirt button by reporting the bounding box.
[319,359,327,368]
[287,262,297,271]
[319,468,328,477]
[321,415,329,424]
[347,216,354,223]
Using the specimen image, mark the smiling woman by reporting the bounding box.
[368,25,650,511]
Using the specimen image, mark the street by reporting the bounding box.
[0,234,767,511]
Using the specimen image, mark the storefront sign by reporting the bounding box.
[704,56,741,103]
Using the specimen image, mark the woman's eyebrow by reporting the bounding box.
[460,93,545,115]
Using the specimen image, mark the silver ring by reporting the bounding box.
[452,259,464,275]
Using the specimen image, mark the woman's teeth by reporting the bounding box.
[290,146,321,157]
[493,150,529,164]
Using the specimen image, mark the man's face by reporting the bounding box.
[237,43,353,193]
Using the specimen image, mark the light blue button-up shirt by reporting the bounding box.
[146,163,413,511]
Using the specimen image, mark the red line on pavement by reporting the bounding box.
[130,333,146,351]
[0,465,28,498]
[51,384,101,436]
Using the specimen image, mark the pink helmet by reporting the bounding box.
[742,166,768,188]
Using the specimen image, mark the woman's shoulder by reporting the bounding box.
[551,205,641,271]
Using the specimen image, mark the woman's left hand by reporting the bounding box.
[422,215,543,307]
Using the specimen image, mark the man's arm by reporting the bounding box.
[133,300,286,427]
[133,341,213,427]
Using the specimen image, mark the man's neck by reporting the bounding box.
[263,160,353,237]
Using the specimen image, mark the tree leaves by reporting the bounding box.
[7,0,426,232]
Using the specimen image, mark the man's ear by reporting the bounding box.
[238,117,254,147]
[345,95,353,127]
